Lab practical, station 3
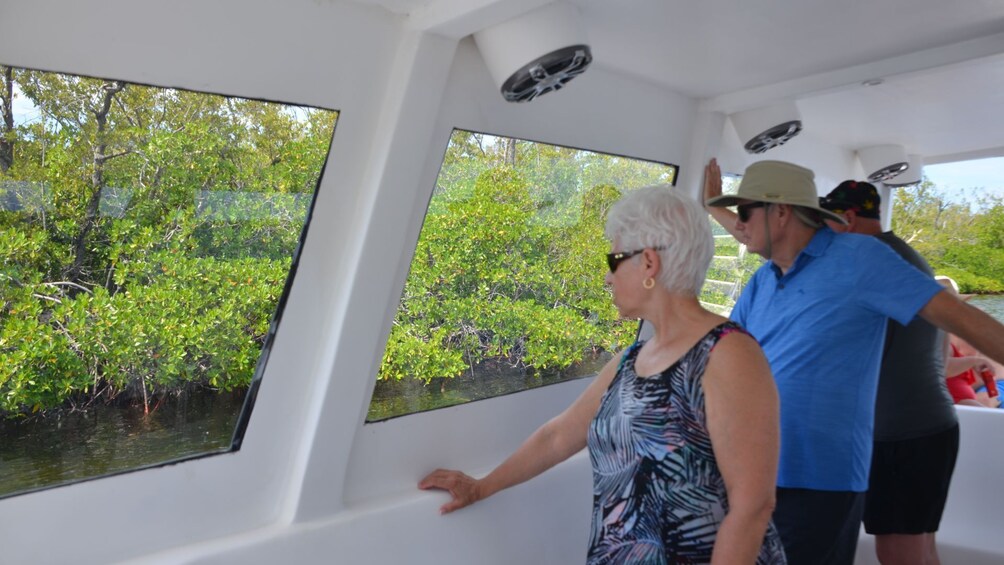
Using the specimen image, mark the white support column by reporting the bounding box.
[678,110,727,200]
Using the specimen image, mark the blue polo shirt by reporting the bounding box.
[731,228,943,491]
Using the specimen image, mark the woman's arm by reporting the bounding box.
[974,389,1001,408]
[703,331,780,564]
[945,354,987,378]
[418,352,623,514]
[957,398,986,408]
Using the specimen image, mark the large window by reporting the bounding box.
[0,65,337,496]
[367,130,677,421]
[700,174,763,315]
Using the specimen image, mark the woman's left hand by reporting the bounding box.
[419,469,485,514]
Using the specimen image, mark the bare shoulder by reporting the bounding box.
[703,324,778,416]
[705,324,772,382]
[712,323,761,354]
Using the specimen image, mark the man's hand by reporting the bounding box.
[704,157,723,205]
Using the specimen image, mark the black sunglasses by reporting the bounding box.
[736,201,769,223]
[606,247,665,273]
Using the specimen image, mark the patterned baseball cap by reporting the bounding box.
[820,180,881,219]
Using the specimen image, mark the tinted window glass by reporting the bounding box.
[701,174,763,316]
[368,130,677,421]
[0,65,337,496]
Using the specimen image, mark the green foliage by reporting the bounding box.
[934,266,1004,294]
[380,165,635,384]
[712,237,740,257]
[974,200,1004,249]
[0,65,336,417]
[1,72,680,422]
[375,131,674,395]
[892,179,1004,294]
[0,255,288,414]
[700,240,762,312]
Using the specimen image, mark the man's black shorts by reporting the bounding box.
[774,488,865,565]
[863,423,960,535]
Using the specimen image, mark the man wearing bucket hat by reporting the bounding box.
[702,158,1004,565]
[820,180,958,565]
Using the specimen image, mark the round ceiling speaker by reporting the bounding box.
[729,101,803,154]
[883,154,924,188]
[499,44,592,102]
[474,3,592,103]
[858,144,910,183]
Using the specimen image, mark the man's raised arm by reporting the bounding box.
[704,158,741,240]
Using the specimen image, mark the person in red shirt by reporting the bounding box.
[936,276,998,407]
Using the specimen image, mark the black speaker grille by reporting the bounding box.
[501,45,592,103]
[867,162,909,183]
[744,120,803,154]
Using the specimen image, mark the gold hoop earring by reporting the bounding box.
[643,277,655,290]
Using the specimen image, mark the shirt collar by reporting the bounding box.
[768,227,835,278]
[803,226,836,258]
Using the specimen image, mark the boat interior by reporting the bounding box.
[1,0,1003,563]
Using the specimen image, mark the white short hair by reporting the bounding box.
[604,185,714,295]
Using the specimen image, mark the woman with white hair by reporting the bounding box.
[420,186,786,563]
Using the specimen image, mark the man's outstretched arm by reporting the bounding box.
[921,290,1004,369]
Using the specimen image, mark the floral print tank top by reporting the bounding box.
[586,321,786,564]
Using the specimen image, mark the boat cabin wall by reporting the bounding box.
[0,2,437,563]
[0,1,914,563]
[0,2,705,563]
[327,35,701,509]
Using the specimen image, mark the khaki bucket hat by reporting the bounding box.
[705,160,847,225]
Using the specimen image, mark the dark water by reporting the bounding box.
[0,392,243,497]
[367,351,613,422]
[970,295,1004,324]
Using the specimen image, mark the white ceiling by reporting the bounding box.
[360,0,1004,165]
